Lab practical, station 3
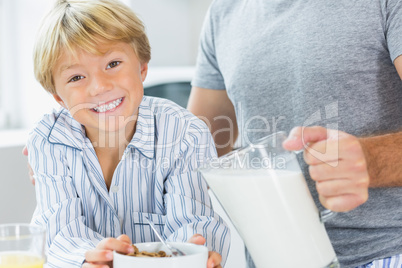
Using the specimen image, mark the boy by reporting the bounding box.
[27,0,230,267]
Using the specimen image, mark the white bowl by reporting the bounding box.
[113,242,208,268]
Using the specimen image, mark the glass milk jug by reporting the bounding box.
[199,132,340,268]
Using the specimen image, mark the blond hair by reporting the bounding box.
[34,0,151,94]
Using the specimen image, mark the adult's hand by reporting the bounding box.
[22,146,35,186]
[83,235,134,268]
[283,126,369,212]
[188,234,222,268]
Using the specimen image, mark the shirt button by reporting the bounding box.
[111,186,119,193]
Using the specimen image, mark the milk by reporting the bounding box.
[202,169,336,268]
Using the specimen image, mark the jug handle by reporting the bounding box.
[320,209,336,223]
[292,150,337,223]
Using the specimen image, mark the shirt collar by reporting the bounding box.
[47,109,90,150]
[128,100,155,159]
[47,98,155,159]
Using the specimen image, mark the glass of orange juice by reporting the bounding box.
[0,224,45,268]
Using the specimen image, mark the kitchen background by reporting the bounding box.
[0,0,246,266]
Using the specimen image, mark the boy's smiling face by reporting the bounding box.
[52,42,147,140]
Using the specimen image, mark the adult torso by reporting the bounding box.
[205,0,402,266]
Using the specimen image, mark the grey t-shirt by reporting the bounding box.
[192,0,402,267]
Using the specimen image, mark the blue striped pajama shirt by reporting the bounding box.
[355,254,402,268]
[27,96,230,267]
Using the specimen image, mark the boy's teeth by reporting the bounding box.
[93,98,123,112]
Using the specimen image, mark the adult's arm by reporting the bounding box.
[394,55,402,79]
[360,131,402,187]
[359,55,402,187]
[187,87,238,157]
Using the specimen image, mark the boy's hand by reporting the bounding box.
[188,234,222,268]
[83,235,134,268]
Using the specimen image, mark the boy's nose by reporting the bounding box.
[89,73,113,96]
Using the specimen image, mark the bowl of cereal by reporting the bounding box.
[113,242,208,268]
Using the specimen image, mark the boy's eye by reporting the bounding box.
[107,61,121,69]
[68,75,84,83]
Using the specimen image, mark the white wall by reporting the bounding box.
[1,0,59,130]
[130,0,211,67]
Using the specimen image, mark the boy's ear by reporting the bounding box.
[140,62,148,82]
[52,94,67,109]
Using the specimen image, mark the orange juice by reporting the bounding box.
[0,252,44,268]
